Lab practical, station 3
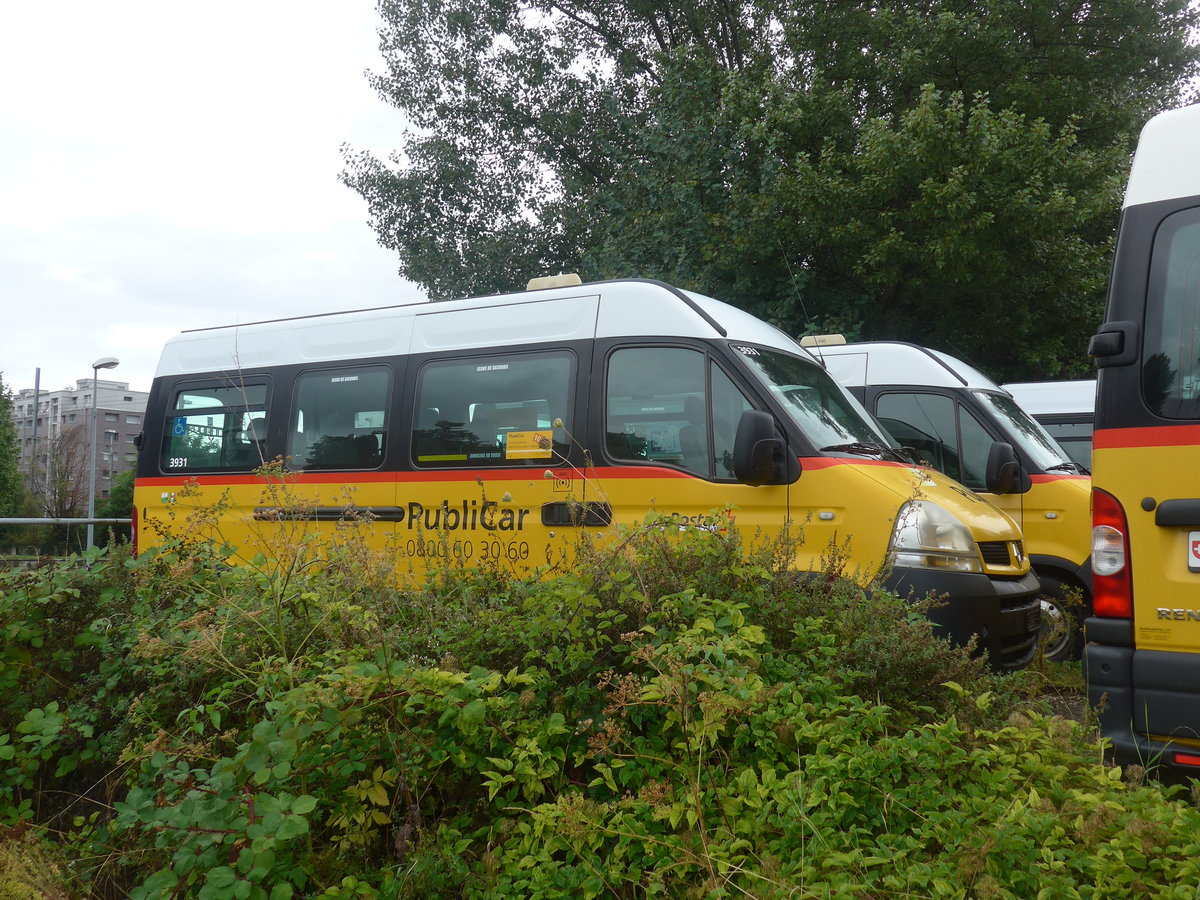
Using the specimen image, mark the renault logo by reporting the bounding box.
[1011,541,1025,565]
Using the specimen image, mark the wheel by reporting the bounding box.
[1037,573,1087,662]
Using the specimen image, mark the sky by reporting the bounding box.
[0,0,426,396]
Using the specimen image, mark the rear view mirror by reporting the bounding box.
[985,441,1031,494]
[733,410,801,486]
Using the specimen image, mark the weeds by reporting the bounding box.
[2,482,1197,898]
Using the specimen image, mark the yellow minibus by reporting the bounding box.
[813,340,1092,662]
[1087,103,1200,769]
[134,277,1041,669]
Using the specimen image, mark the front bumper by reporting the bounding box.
[885,567,1042,671]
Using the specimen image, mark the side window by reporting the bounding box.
[288,366,391,470]
[875,392,962,482]
[956,407,996,491]
[875,392,997,490]
[161,380,271,472]
[712,361,755,479]
[1142,206,1200,417]
[411,351,573,468]
[606,347,753,479]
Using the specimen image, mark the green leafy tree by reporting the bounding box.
[96,468,134,546]
[98,468,134,519]
[344,0,1199,380]
[0,372,25,552]
[0,372,22,517]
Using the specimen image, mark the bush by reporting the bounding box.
[1,507,1196,897]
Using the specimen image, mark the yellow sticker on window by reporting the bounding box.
[505,430,554,459]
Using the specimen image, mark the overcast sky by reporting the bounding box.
[1,0,425,396]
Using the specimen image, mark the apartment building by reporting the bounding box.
[11,377,149,505]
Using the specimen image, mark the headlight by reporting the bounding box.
[888,500,983,573]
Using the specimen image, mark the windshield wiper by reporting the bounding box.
[820,441,911,463]
[1046,461,1090,475]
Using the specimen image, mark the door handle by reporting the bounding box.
[541,501,612,527]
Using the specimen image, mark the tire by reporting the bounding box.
[1037,573,1087,662]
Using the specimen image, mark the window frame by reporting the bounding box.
[874,390,965,480]
[873,389,1000,491]
[285,363,394,472]
[409,348,578,470]
[1141,205,1200,419]
[158,376,273,474]
[602,342,758,481]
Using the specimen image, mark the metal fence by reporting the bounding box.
[0,518,134,567]
[0,518,132,526]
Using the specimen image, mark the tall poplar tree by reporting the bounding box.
[344,0,1199,379]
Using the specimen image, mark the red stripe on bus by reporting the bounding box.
[1029,473,1089,484]
[1093,425,1200,450]
[799,457,910,470]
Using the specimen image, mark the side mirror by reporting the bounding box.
[985,441,1031,494]
[733,410,801,486]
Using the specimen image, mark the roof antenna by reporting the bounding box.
[778,239,814,332]
[776,239,842,366]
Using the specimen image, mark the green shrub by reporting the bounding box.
[4,506,1200,898]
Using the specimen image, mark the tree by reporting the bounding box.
[34,424,89,520]
[0,372,20,516]
[0,372,26,550]
[96,469,134,546]
[344,0,1199,380]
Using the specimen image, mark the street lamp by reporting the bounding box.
[87,356,120,550]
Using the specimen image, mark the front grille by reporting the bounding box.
[978,541,1013,566]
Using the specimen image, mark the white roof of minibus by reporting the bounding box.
[1124,103,1200,209]
[1001,380,1096,416]
[810,341,1000,391]
[152,279,812,378]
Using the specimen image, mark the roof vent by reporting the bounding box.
[526,273,583,291]
[799,334,847,347]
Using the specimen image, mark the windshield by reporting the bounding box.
[733,344,896,454]
[974,391,1077,472]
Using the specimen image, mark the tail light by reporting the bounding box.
[1174,751,1200,768]
[1092,487,1132,617]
